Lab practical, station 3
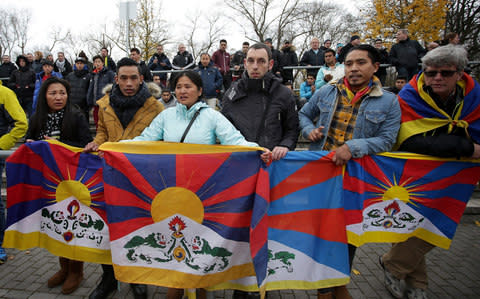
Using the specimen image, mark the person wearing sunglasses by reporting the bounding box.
[380,44,480,299]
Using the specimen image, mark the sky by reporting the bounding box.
[3,0,358,60]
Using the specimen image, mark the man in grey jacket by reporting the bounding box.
[299,44,401,299]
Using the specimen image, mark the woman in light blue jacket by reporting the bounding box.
[132,70,270,152]
[131,70,270,299]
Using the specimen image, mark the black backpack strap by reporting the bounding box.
[180,107,205,143]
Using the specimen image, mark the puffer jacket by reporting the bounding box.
[133,101,257,147]
[194,61,223,98]
[87,67,115,106]
[222,71,299,150]
[93,91,164,145]
[8,67,36,100]
[65,68,91,110]
[0,83,27,150]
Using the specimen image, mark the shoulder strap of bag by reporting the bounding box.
[180,107,205,143]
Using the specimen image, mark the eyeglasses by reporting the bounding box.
[424,70,457,77]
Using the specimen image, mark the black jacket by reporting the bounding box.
[138,60,153,82]
[230,50,246,76]
[270,47,283,76]
[222,72,299,150]
[172,51,195,70]
[337,42,355,64]
[54,59,73,77]
[0,62,18,86]
[8,67,35,100]
[300,48,324,75]
[87,67,115,106]
[389,38,426,69]
[280,46,298,82]
[26,109,92,148]
[65,69,91,110]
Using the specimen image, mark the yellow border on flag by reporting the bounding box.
[113,262,256,288]
[378,151,480,163]
[99,141,264,155]
[43,139,96,153]
[207,277,350,291]
[3,231,112,264]
[347,228,451,249]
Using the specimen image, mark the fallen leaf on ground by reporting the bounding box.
[352,269,360,275]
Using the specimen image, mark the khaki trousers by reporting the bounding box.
[382,237,435,289]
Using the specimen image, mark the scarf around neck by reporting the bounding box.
[109,83,151,129]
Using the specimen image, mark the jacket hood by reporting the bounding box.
[281,45,296,52]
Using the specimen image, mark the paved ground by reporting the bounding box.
[0,206,479,299]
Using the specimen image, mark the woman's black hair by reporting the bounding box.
[29,77,82,142]
[173,70,203,91]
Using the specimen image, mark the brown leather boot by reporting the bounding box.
[317,290,333,299]
[166,288,184,299]
[47,257,69,288]
[61,260,84,294]
[333,285,353,299]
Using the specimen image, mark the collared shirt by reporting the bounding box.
[323,78,378,150]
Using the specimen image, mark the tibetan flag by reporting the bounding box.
[397,72,480,148]
[344,152,480,249]
[211,151,350,291]
[4,140,110,264]
[100,141,269,289]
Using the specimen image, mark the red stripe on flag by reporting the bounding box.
[269,209,347,243]
[204,211,252,228]
[420,196,467,223]
[398,159,444,184]
[250,216,268,257]
[271,156,341,202]
[344,209,363,226]
[104,152,158,200]
[399,97,423,123]
[104,185,152,211]
[6,184,46,208]
[202,174,257,207]
[49,144,81,180]
[176,153,230,193]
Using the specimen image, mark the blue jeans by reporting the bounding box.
[0,159,5,247]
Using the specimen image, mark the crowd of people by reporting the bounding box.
[0,29,478,299]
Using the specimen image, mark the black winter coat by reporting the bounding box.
[0,62,18,86]
[222,72,299,150]
[26,109,92,148]
[300,49,324,75]
[54,59,73,77]
[65,69,91,110]
[8,67,36,100]
[87,68,115,106]
[389,38,426,69]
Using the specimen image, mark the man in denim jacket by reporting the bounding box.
[298,44,400,299]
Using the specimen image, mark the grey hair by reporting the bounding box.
[421,44,468,71]
[399,29,408,35]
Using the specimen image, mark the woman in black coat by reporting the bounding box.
[25,77,92,295]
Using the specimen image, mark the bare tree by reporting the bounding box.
[445,0,479,73]
[184,11,226,61]
[0,7,31,56]
[224,0,276,44]
[126,0,170,60]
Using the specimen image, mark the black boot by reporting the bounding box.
[130,283,148,299]
[89,264,118,299]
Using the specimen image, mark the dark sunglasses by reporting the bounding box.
[424,70,457,77]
